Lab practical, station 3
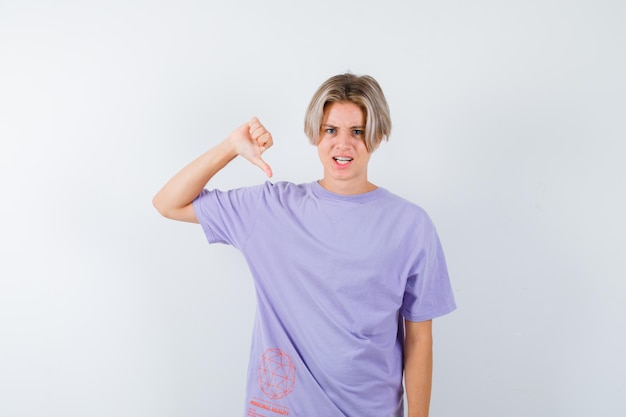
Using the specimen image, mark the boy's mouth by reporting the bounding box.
[333,157,353,165]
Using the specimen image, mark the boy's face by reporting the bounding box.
[316,101,373,194]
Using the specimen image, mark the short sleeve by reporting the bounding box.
[192,184,265,248]
[401,219,457,322]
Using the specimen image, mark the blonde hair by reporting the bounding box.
[304,73,392,152]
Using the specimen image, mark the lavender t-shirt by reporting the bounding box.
[193,181,456,417]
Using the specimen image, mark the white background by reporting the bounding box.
[1,0,625,416]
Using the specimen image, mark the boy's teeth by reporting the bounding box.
[334,157,352,165]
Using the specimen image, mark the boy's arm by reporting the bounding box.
[152,117,273,223]
[404,319,433,417]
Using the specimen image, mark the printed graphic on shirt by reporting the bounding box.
[248,397,290,416]
[258,348,296,400]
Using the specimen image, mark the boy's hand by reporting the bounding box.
[230,117,273,177]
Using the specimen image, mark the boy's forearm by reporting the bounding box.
[404,320,433,417]
[152,139,237,217]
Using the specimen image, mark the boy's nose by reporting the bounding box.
[335,131,351,147]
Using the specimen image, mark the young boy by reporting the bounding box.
[153,73,456,417]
